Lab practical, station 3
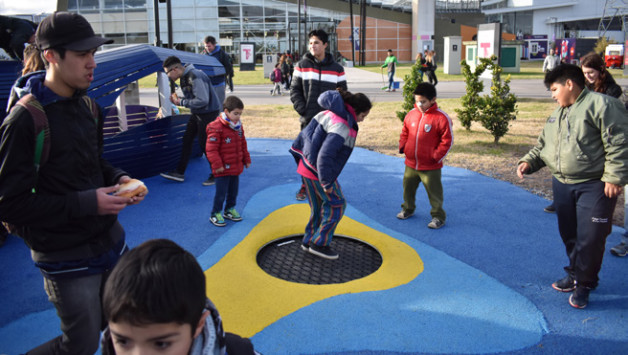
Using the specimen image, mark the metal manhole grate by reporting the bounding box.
[256,235,382,285]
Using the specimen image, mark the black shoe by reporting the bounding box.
[202,175,215,186]
[544,203,556,213]
[551,275,576,292]
[296,186,307,201]
[610,242,628,257]
[308,244,339,260]
[160,171,184,182]
[569,285,591,309]
[301,242,310,251]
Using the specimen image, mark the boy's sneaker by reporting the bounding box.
[569,285,591,309]
[551,275,576,292]
[610,242,628,257]
[210,212,226,227]
[160,171,184,182]
[296,186,307,201]
[308,244,339,260]
[202,175,215,186]
[427,218,444,229]
[224,208,242,222]
[396,210,414,220]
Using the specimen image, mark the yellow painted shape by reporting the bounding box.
[204,204,423,337]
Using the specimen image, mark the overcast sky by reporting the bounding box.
[0,0,56,15]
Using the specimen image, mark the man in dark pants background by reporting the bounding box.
[290,29,347,200]
[517,64,628,309]
[203,35,233,100]
[160,56,222,186]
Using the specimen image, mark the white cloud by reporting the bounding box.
[0,0,56,15]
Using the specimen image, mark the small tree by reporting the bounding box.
[479,65,518,143]
[594,37,612,56]
[456,58,491,130]
[396,57,424,121]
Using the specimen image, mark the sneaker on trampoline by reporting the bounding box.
[610,242,628,257]
[396,210,413,220]
[224,208,242,222]
[296,186,307,201]
[569,285,591,309]
[160,171,184,182]
[210,212,226,227]
[551,275,575,292]
[427,218,444,229]
[202,175,216,186]
[308,244,339,260]
[301,242,310,251]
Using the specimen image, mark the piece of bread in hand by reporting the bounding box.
[115,179,148,198]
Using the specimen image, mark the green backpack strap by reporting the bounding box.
[15,94,50,173]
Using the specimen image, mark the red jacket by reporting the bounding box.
[399,102,453,171]
[205,115,251,177]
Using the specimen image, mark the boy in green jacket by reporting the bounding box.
[517,64,628,309]
[381,49,398,92]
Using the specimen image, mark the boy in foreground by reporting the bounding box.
[101,239,258,354]
[517,64,628,309]
[397,83,453,229]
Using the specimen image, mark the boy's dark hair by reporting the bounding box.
[163,55,182,69]
[41,47,66,69]
[388,49,393,52]
[102,239,206,334]
[413,82,437,100]
[544,63,585,89]
[204,35,217,45]
[308,29,329,44]
[224,95,244,112]
[338,88,372,115]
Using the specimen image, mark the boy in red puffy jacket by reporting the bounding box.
[206,96,251,227]
[397,83,453,229]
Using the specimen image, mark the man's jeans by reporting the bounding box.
[28,272,110,355]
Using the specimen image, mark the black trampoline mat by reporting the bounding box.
[256,235,383,285]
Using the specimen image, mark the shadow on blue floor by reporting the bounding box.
[0,138,626,354]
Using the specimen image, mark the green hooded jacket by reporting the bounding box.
[520,88,628,185]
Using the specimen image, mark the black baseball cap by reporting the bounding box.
[36,12,113,51]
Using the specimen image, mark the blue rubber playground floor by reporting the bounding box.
[1,138,627,354]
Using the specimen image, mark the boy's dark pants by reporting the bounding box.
[212,175,239,214]
[402,166,446,221]
[552,178,616,289]
[176,111,219,174]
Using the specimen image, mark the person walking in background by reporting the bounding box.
[0,12,146,353]
[160,56,221,186]
[0,15,37,61]
[397,83,453,229]
[543,48,560,73]
[203,35,234,98]
[543,52,623,214]
[425,50,438,86]
[517,64,628,309]
[270,63,283,96]
[415,52,426,81]
[290,89,371,259]
[290,29,347,201]
[381,49,399,92]
[205,96,251,227]
[280,54,291,90]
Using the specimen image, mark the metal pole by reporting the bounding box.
[153,0,161,47]
[297,0,301,56]
[304,0,308,52]
[349,0,355,64]
[166,0,173,48]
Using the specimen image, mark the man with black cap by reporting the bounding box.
[0,15,37,61]
[0,12,145,354]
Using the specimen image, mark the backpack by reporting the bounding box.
[270,70,276,82]
[1,94,99,236]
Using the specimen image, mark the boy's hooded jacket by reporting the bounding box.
[399,102,453,171]
[205,113,251,177]
[0,71,127,262]
[290,90,358,190]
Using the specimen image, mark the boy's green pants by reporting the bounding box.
[401,166,446,221]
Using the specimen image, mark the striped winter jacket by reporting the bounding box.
[290,90,358,190]
[290,52,347,125]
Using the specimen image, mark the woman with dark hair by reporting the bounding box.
[290,88,371,259]
[580,52,623,98]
